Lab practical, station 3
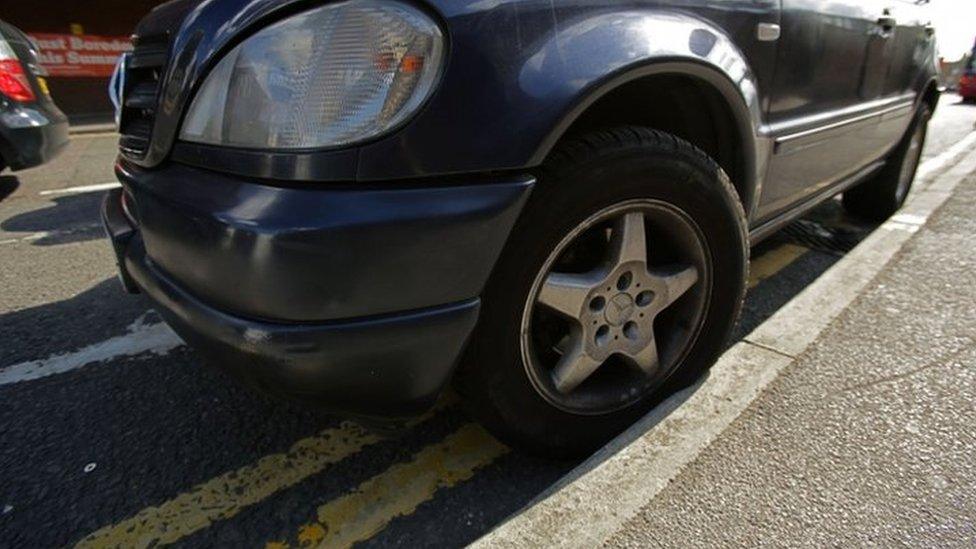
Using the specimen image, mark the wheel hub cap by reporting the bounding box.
[605,293,634,326]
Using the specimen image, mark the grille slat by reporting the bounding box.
[124,81,160,110]
[128,51,168,69]
[119,38,168,158]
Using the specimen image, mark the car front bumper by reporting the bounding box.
[102,163,533,419]
[0,104,69,170]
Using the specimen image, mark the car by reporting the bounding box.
[0,20,69,173]
[960,47,976,102]
[102,0,939,456]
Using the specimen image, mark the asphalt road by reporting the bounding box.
[1,94,973,548]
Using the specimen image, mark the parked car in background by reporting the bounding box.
[0,20,69,172]
[960,47,976,102]
[103,0,939,456]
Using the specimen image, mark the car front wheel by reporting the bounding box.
[456,127,749,457]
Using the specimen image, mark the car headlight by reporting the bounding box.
[180,0,444,149]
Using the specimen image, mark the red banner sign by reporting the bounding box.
[27,33,132,78]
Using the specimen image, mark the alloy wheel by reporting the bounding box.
[520,200,711,415]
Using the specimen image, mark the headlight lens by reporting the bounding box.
[180,0,444,149]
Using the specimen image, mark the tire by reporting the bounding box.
[843,104,931,222]
[455,127,748,457]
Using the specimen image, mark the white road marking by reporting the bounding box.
[0,224,105,246]
[38,182,120,196]
[916,130,976,180]
[0,232,49,245]
[0,313,183,386]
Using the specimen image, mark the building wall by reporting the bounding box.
[4,1,165,123]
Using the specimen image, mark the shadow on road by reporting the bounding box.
[0,175,19,203]
[0,190,104,245]
[0,277,154,367]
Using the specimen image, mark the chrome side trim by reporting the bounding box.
[764,93,915,138]
[777,101,913,146]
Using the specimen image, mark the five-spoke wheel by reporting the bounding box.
[521,202,709,414]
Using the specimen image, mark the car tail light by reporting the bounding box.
[0,38,36,102]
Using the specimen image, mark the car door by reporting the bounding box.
[880,0,933,97]
[874,1,933,144]
[755,0,901,223]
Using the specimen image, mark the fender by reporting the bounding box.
[519,11,766,214]
[359,6,771,190]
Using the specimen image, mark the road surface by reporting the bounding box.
[0,94,973,547]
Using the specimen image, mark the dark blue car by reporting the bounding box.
[0,20,69,173]
[103,0,939,455]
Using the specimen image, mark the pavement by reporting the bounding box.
[0,94,974,547]
[608,172,976,547]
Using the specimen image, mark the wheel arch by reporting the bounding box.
[538,65,759,215]
[522,13,765,216]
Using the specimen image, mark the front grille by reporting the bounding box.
[119,36,168,158]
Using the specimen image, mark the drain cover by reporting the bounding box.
[774,218,865,255]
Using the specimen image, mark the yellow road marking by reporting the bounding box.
[297,523,327,546]
[76,422,381,548]
[275,423,509,549]
[77,394,457,549]
[748,243,807,289]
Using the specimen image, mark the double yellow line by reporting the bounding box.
[76,421,384,548]
[75,242,809,549]
[73,392,511,549]
[269,424,508,548]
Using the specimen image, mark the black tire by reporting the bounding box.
[455,127,748,457]
[843,104,931,222]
